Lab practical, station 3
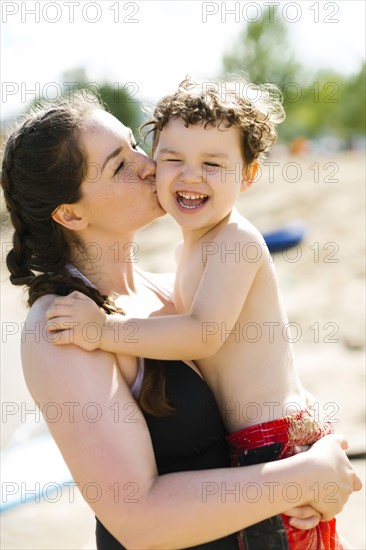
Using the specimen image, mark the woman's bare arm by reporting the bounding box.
[23,295,361,549]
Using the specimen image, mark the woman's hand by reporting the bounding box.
[45,291,107,351]
[283,506,321,530]
[303,434,362,521]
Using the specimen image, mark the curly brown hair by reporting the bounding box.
[141,78,285,165]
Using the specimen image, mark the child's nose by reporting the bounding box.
[182,164,203,184]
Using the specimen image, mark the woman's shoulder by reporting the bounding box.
[21,294,70,399]
[21,294,114,402]
[25,294,58,322]
[22,294,59,360]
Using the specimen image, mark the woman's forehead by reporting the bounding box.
[80,111,131,158]
[84,109,130,135]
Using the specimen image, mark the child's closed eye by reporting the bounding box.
[204,161,221,167]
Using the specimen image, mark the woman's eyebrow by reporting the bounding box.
[102,147,123,171]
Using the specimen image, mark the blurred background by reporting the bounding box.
[2,1,365,146]
[1,1,365,548]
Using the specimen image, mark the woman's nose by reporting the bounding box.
[138,152,156,180]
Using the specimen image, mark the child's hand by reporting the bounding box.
[45,291,107,351]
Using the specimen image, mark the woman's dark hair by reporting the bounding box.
[1,90,112,306]
[1,90,173,417]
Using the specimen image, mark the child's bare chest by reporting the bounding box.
[174,247,205,313]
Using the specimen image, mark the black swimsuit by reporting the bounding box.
[95,359,239,549]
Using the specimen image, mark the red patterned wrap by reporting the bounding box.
[227,407,342,550]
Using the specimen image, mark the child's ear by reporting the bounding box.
[51,204,88,231]
[241,161,259,192]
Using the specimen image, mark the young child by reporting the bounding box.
[47,79,342,549]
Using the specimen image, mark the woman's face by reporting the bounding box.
[76,109,165,242]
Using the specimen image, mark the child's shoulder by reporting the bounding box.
[217,210,265,247]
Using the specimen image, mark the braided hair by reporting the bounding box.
[1,91,120,314]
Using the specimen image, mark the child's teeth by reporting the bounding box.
[178,192,207,199]
[176,191,209,209]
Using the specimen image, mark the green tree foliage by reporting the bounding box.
[96,82,143,133]
[222,8,365,142]
[61,68,143,134]
[26,68,142,136]
[280,74,343,141]
[337,61,366,139]
[223,6,300,90]
[283,65,366,142]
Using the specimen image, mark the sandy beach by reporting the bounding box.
[1,151,365,548]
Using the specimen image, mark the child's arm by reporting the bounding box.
[46,225,266,358]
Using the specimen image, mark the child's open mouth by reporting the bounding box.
[175,191,209,210]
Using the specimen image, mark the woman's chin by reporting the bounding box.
[155,195,167,216]
[143,204,167,227]
[156,206,167,218]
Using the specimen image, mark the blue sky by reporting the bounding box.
[1,0,365,119]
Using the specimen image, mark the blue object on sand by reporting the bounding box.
[262,222,307,253]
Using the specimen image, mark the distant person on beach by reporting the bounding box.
[47,79,351,549]
[2,89,360,549]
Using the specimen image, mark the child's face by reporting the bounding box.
[154,118,248,231]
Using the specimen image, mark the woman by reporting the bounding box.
[1,91,360,549]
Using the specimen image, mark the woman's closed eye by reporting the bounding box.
[113,142,140,176]
[113,161,125,176]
